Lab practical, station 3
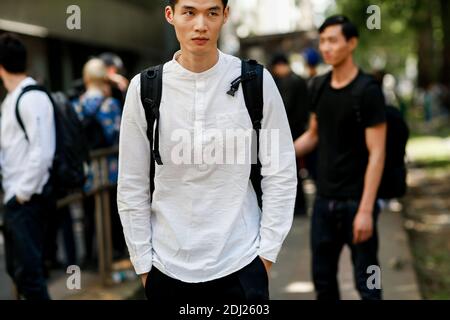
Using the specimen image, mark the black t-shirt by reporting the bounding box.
[311,71,386,199]
[274,73,309,140]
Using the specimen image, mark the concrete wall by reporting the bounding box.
[0,0,179,92]
[0,0,177,62]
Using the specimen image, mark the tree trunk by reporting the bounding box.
[415,0,435,88]
[440,0,450,85]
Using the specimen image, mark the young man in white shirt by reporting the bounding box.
[118,0,297,301]
[0,33,56,300]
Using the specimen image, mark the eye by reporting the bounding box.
[209,12,219,16]
[183,10,194,16]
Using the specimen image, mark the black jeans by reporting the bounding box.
[311,196,382,300]
[3,195,51,300]
[145,256,269,302]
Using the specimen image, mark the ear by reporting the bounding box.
[223,6,230,25]
[165,6,174,25]
[349,37,358,52]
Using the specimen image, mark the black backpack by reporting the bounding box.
[16,85,89,194]
[310,71,409,199]
[140,60,265,208]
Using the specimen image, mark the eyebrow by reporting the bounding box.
[180,5,221,11]
[320,34,338,39]
[181,6,196,10]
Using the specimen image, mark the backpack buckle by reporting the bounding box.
[227,71,257,97]
[227,76,242,97]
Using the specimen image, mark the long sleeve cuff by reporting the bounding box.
[257,238,284,264]
[130,252,153,275]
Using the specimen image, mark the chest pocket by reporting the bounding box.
[215,110,252,130]
[214,110,253,166]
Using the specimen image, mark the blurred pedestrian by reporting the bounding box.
[71,58,122,267]
[302,48,322,182]
[270,52,309,215]
[99,52,129,106]
[295,15,387,300]
[303,47,321,80]
[0,33,55,300]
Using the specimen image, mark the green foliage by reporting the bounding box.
[332,0,447,84]
[332,0,416,75]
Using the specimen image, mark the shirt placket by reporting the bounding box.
[194,76,208,171]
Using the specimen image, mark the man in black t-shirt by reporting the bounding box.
[295,15,387,300]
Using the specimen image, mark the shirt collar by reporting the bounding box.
[171,49,224,78]
[10,77,36,97]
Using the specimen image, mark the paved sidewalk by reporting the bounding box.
[269,210,422,300]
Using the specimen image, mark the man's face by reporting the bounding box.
[319,25,357,67]
[165,0,229,56]
[0,65,5,82]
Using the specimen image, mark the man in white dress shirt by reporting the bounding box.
[118,0,298,301]
[0,33,55,300]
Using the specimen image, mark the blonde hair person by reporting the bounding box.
[83,58,111,96]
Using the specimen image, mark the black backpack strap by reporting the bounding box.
[350,72,377,124]
[241,59,264,209]
[140,64,164,200]
[15,85,52,142]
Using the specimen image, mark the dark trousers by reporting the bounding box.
[311,196,382,300]
[3,195,51,300]
[145,256,269,302]
[44,205,77,269]
[82,195,96,265]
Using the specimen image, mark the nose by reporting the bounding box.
[194,14,208,33]
[319,42,330,55]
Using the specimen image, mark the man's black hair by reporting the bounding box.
[0,33,27,73]
[168,0,229,10]
[270,53,289,67]
[99,52,124,70]
[318,15,359,41]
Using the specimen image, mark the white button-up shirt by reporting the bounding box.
[117,50,297,283]
[0,77,55,203]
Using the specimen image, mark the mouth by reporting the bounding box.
[192,38,209,46]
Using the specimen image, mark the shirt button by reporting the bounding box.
[197,81,205,90]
